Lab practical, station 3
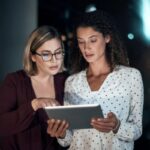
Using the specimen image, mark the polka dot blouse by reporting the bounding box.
[58,65,144,150]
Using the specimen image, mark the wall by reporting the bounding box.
[0,0,37,83]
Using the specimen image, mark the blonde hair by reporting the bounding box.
[23,25,64,76]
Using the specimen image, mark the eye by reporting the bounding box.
[42,53,50,57]
[78,40,85,45]
[55,51,62,54]
[90,38,97,43]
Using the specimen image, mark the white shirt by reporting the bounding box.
[58,65,144,150]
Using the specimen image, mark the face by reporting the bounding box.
[77,27,110,64]
[31,38,64,76]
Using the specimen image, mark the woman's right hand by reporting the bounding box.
[31,98,60,111]
[47,119,69,138]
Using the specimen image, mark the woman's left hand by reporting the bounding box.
[91,112,120,133]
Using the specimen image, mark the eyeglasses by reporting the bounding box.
[32,49,64,62]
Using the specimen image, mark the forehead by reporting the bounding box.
[77,27,101,39]
[37,38,61,52]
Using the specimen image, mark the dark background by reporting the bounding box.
[0,0,150,149]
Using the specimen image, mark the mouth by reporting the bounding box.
[85,53,94,58]
[49,65,58,70]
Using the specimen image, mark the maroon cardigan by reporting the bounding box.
[0,70,68,150]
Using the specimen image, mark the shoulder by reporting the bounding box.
[65,70,85,84]
[116,65,142,78]
[1,70,29,87]
[4,70,28,81]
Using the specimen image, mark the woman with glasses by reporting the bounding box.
[47,10,144,150]
[0,25,68,150]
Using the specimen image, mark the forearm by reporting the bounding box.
[114,120,142,141]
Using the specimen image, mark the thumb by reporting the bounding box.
[107,112,114,118]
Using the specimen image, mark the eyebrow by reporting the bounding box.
[40,47,62,53]
[77,35,99,40]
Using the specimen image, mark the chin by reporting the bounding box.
[49,69,60,75]
[85,59,95,63]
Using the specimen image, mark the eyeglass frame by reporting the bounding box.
[31,49,65,62]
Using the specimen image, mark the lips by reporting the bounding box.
[85,53,94,58]
[49,65,58,70]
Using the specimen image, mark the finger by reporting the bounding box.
[91,119,115,130]
[91,122,113,130]
[46,98,60,106]
[51,99,60,106]
[50,120,61,137]
[93,118,111,123]
[95,127,112,132]
[36,100,47,108]
[56,120,69,138]
[107,112,114,118]
[45,101,55,107]
[42,99,55,106]
[47,119,55,129]
[37,98,58,107]
[91,120,113,132]
[47,119,55,134]
[107,113,119,129]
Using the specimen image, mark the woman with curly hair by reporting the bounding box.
[47,10,144,150]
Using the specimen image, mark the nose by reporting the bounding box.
[84,42,90,50]
[50,54,57,62]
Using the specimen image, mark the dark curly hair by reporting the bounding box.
[70,10,129,74]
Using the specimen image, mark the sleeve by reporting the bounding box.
[115,69,144,141]
[0,74,35,136]
[57,130,73,147]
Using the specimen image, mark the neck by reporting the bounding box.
[31,74,54,84]
[87,61,111,76]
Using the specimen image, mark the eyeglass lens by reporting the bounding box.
[41,50,64,61]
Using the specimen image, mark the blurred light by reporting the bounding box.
[61,35,66,41]
[85,4,97,12]
[64,9,70,19]
[127,33,134,40]
[140,0,150,41]
[68,32,73,39]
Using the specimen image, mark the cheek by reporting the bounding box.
[79,46,85,55]
[56,59,63,67]
[97,41,106,51]
[78,44,84,51]
[35,59,45,68]
[79,50,85,58]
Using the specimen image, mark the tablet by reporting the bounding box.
[44,104,103,129]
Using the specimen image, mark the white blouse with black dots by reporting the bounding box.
[58,65,144,150]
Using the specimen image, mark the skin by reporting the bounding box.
[47,27,120,138]
[30,38,64,111]
[31,38,63,76]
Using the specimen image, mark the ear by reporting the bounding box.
[31,54,36,62]
[105,35,111,43]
